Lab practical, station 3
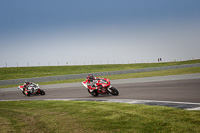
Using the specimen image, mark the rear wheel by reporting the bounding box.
[108,87,119,96]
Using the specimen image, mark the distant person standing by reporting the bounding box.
[158,58,162,62]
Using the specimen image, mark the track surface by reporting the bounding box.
[0,79,200,102]
[1,73,200,110]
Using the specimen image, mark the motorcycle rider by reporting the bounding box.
[23,80,33,94]
[86,74,101,91]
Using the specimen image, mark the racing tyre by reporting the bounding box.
[87,89,91,94]
[40,89,45,95]
[91,90,99,97]
[22,91,26,96]
[27,92,30,97]
[108,87,119,96]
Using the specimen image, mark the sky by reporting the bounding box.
[0,0,200,67]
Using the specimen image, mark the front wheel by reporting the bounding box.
[107,87,119,96]
[27,91,31,97]
[87,89,91,94]
[40,89,45,95]
[22,91,29,96]
[91,90,99,97]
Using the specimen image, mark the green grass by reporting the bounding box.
[1,59,200,80]
[1,66,200,89]
[31,66,200,84]
[106,66,200,80]
[0,101,199,132]
[1,61,200,132]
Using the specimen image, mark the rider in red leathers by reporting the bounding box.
[85,74,101,91]
[82,74,119,96]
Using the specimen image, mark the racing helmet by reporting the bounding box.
[24,79,29,84]
[24,79,30,85]
[24,79,28,85]
[87,74,95,81]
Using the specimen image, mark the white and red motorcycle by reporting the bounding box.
[82,77,119,97]
[18,82,45,96]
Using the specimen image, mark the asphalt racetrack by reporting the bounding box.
[1,73,200,110]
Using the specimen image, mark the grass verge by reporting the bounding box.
[0,101,200,132]
[1,59,200,80]
[1,66,200,89]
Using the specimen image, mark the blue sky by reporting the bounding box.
[0,0,200,67]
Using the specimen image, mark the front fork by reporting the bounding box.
[23,87,28,95]
[107,85,112,92]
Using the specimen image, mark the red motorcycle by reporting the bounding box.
[82,77,119,96]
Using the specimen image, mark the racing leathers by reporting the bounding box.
[86,77,101,91]
[23,82,33,94]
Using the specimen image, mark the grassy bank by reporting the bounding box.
[1,59,200,80]
[1,66,200,89]
[38,66,200,85]
[0,101,200,132]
